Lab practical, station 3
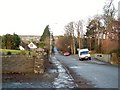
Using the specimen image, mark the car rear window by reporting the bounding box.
[80,51,88,55]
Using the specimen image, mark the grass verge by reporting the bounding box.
[0,49,32,55]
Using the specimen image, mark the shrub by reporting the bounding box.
[20,51,26,55]
[110,48,120,57]
[7,51,12,55]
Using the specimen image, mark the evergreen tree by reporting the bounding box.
[2,33,21,49]
[39,25,50,49]
[40,25,50,41]
[2,34,13,49]
[13,33,21,49]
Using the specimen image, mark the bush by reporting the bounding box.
[16,52,21,55]
[110,48,120,57]
[116,48,120,57]
[7,51,12,55]
[20,51,26,55]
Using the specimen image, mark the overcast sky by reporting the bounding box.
[0,0,119,36]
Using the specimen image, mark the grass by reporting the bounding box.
[90,53,95,57]
[0,49,32,55]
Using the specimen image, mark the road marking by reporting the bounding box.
[70,66,82,69]
[72,59,76,60]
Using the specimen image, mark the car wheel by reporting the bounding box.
[79,58,81,61]
[89,57,91,60]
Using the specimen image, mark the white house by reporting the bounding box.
[19,45,25,50]
[28,42,37,50]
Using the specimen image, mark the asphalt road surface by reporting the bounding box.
[54,48,119,88]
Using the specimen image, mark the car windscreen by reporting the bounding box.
[80,51,89,55]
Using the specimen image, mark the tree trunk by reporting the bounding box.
[73,34,76,55]
[78,32,81,49]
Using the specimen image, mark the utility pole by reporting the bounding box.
[49,31,53,60]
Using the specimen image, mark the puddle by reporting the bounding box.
[49,69,58,73]
[52,56,77,88]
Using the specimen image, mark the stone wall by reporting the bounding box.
[111,53,120,65]
[2,54,46,74]
[2,55,34,73]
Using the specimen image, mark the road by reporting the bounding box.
[54,48,119,88]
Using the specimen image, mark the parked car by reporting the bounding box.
[64,52,70,56]
[78,48,91,60]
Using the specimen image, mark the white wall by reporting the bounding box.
[94,54,111,63]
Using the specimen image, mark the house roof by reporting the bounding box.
[28,42,37,49]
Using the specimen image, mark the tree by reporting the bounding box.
[2,34,13,49]
[39,25,50,51]
[74,20,83,49]
[86,16,104,52]
[1,33,21,49]
[12,33,21,49]
[40,25,50,41]
[103,0,116,26]
[56,36,71,53]
[64,22,76,55]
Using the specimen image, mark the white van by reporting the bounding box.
[78,48,91,60]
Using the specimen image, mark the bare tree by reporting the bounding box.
[103,0,116,26]
[74,20,83,49]
[64,22,76,55]
[86,15,105,52]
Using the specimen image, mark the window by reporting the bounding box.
[80,51,88,55]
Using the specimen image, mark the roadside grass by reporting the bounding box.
[0,49,32,55]
[90,53,95,57]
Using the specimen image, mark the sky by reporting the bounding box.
[0,0,119,36]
